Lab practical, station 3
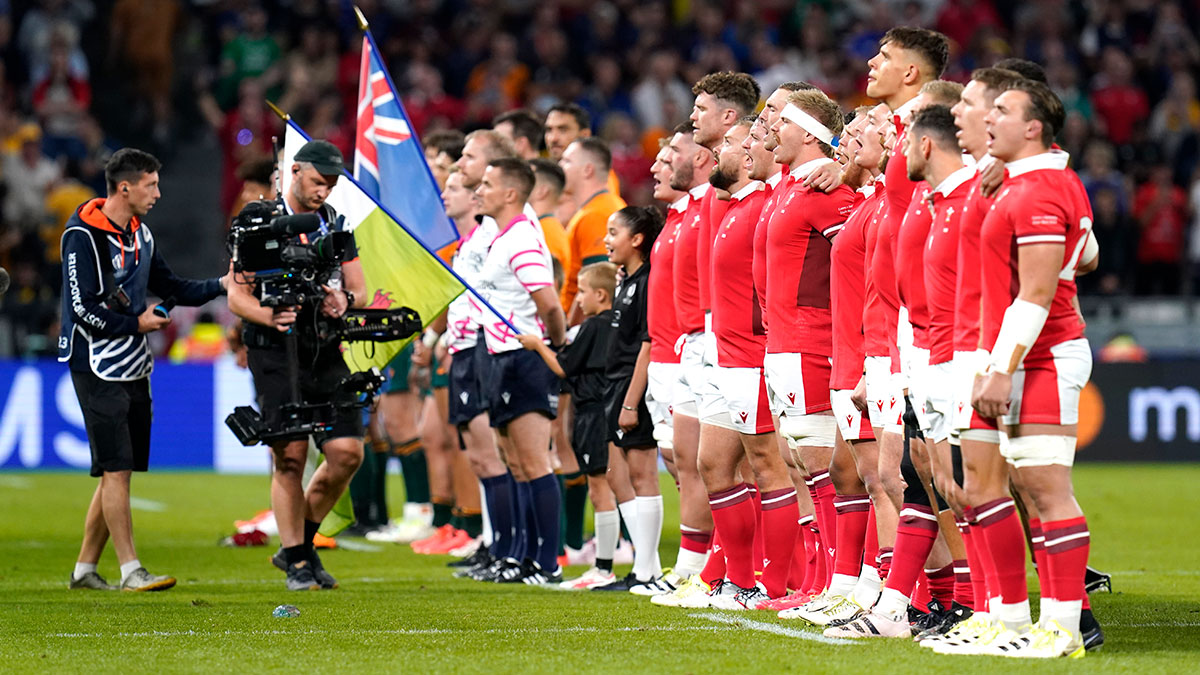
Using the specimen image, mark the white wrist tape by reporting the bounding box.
[988,298,1049,374]
[422,328,440,349]
[1081,230,1098,267]
[781,103,834,146]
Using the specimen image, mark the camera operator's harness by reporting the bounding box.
[224,200,422,446]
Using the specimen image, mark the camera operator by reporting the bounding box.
[61,148,230,592]
[227,140,367,591]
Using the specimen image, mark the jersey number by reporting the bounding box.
[1059,216,1093,281]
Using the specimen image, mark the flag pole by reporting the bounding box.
[265,99,290,122]
[353,5,369,31]
[282,118,521,335]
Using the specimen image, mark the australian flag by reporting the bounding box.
[354,35,458,251]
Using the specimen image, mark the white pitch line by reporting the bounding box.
[49,625,737,639]
[690,611,861,646]
[0,475,32,489]
[128,497,167,512]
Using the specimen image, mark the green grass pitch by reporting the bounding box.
[1,464,1198,673]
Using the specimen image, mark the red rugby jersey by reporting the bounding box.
[954,169,989,352]
[672,183,710,335]
[895,184,934,350]
[923,166,974,365]
[698,185,731,314]
[752,170,786,325]
[648,196,688,363]
[830,184,886,389]
[979,152,1090,360]
[764,158,855,356]
[711,181,768,367]
[862,178,891,357]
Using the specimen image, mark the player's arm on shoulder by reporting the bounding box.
[804,161,841,192]
[979,157,1005,198]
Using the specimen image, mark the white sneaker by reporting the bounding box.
[932,617,1019,655]
[708,580,751,611]
[364,523,403,543]
[448,536,483,559]
[565,539,596,567]
[651,574,713,608]
[780,594,862,625]
[1001,620,1086,659]
[558,566,615,590]
[393,518,436,543]
[629,571,677,597]
[733,582,774,609]
[920,611,991,648]
[822,610,911,638]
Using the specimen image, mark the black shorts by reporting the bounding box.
[247,344,365,447]
[485,349,559,428]
[606,376,656,449]
[71,370,152,477]
[448,346,485,426]
[572,403,610,474]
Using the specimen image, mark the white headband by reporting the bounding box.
[781,103,835,146]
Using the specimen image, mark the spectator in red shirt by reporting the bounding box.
[935,0,1002,50]
[1133,165,1187,294]
[1091,47,1150,147]
[33,41,90,161]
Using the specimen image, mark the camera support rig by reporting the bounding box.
[225,307,423,447]
[223,200,426,447]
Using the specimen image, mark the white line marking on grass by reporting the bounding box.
[49,625,738,639]
[690,612,862,646]
[1107,570,1200,576]
[0,476,32,489]
[129,497,167,512]
[332,539,383,552]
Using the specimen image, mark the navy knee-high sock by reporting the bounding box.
[511,478,529,561]
[516,480,537,562]
[481,474,515,559]
[530,474,563,572]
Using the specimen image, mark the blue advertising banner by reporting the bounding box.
[0,358,268,473]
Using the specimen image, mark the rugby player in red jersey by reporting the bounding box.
[953,79,1096,659]
[762,88,855,606]
[858,27,949,589]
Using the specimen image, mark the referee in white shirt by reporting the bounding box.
[474,158,568,584]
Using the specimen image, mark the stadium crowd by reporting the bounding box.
[4,0,1200,359]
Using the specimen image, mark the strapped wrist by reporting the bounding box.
[988,298,1049,375]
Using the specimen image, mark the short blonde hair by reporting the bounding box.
[920,80,965,107]
[578,261,617,300]
[785,89,845,158]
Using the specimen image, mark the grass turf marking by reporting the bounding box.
[47,625,738,639]
[690,611,862,645]
[129,496,168,512]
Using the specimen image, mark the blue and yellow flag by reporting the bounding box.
[282,120,463,371]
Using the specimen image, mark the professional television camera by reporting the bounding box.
[226,200,350,308]
[224,199,424,446]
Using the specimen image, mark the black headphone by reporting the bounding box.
[122,187,128,194]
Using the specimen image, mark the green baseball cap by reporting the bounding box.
[295,140,345,176]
